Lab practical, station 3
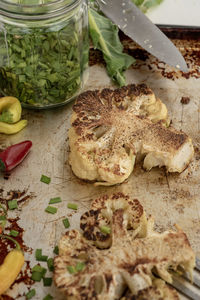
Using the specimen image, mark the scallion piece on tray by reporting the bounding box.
[63,218,70,228]
[32,264,47,277]
[8,199,18,210]
[31,271,43,282]
[43,277,52,286]
[100,226,111,235]
[49,197,62,204]
[26,289,36,299]
[53,245,59,255]
[45,206,57,214]
[47,258,54,271]
[67,203,78,210]
[40,175,51,184]
[43,294,53,300]
[10,230,19,237]
[32,264,43,273]
[35,249,48,262]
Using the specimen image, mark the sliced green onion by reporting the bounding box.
[41,268,47,278]
[32,264,43,273]
[10,230,19,237]
[8,199,18,210]
[75,261,85,272]
[67,265,76,274]
[53,245,59,255]
[0,215,6,220]
[26,289,36,299]
[49,197,62,204]
[43,294,53,300]
[43,277,52,286]
[62,218,70,228]
[47,258,54,271]
[39,255,48,262]
[31,265,47,277]
[31,271,43,282]
[45,206,57,214]
[67,203,78,210]
[35,249,48,262]
[40,175,51,184]
[100,226,111,235]
[35,248,42,259]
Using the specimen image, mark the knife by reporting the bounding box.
[96,0,188,72]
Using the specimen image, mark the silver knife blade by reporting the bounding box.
[96,0,188,72]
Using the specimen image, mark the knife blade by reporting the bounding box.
[96,0,188,72]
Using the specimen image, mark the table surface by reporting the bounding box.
[147,0,200,27]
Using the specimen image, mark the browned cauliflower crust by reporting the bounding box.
[54,193,195,300]
[68,84,194,186]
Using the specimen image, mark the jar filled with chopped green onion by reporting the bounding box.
[0,0,89,109]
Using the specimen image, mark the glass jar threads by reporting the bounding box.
[0,0,89,109]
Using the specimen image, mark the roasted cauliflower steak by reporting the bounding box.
[54,193,195,300]
[69,84,194,186]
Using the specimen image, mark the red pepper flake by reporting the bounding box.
[180,96,190,105]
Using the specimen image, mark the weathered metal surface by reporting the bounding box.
[0,34,200,299]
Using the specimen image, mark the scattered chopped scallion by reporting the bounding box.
[45,206,57,214]
[67,265,76,274]
[100,226,111,235]
[8,199,18,210]
[49,197,62,204]
[31,271,43,282]
[35,249,48,262]
[39,255,48,262]
[31,264,47,277]
[53,245,59,255]
[62,217,70,229]
[40,175,51,184]
[31,264,43,273]
[43,294,53,300]
[67,203,78,210]
[75,261,85,272]
[10,230,19,237]
[47,258,54,271]
[43,277,52,286]
[26,289,36,299]
[35,248,42,259]
[0,215,6,220]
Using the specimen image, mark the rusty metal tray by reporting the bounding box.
[0,28,200,299]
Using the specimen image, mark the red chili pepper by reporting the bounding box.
[0,140,32,172]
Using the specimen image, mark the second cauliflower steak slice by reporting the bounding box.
[69,84,194,185]
[54,193,195,300]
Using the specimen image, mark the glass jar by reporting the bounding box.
[0,0,89,109]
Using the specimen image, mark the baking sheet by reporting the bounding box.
[0,31,200,299]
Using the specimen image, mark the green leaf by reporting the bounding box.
[89,8,135,87]
[132,0,164,12]
[144,0,163,9]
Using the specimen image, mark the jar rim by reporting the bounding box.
[0,0,82,19]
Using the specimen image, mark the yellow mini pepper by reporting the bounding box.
[0,97,27,134]
[0,235,24,295]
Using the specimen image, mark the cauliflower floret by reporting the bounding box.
[69,84,194,186]
[80,192,147,249]
[123,278,180,300]
[54,193,195,300]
